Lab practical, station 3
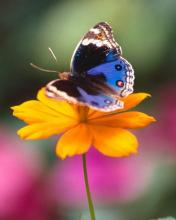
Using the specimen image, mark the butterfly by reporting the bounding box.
[46,22,134,112]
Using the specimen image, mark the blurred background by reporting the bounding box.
[0,0,176,219]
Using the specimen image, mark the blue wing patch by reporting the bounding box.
[87,57,134,97]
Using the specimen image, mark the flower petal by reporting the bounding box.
[56,124,92,159]
[121,93,151,112]
[89,111,156,129]
[12,100,67,124]
[17,120,77,140]
[37,88,79,120]
[90,125,138,157]
[88,108,106,120]
[88,93,151,120]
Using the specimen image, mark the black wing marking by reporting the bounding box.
[70,22,122,75]
[45,79,124,112]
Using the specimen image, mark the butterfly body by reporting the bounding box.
[46,22,135,112]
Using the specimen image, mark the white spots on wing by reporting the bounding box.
[45,80,77,103]
[119,57,135,97]
[90,28,100,34]
[88,39,94,44]
[82,38,89,46]
[102,40,112,48]
[82,38,96,46]
[46,80,58,93]
[46,91,55,98]
[98,23,122,55]
[82,24,117,48]
[82,38,102,47]
[79,22,122,59]
[91,39,103,47]
[82,38,112,48]
[96,41,103,47]
[126,77,131,83]
[103,99,124,111]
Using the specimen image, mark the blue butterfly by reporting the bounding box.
[46,22,134,112]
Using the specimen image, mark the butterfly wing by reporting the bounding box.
[70,22,134,97]
[46,79,124,112]
[86,57,134,97]
[70,22,122,74]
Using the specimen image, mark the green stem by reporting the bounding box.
[82,154,96,220]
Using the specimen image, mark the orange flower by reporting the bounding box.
[11,88,155,159]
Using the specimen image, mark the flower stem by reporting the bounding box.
[82,154,96,220]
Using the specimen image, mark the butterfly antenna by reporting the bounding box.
[30,63,58,73]
[48,47,58,62]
